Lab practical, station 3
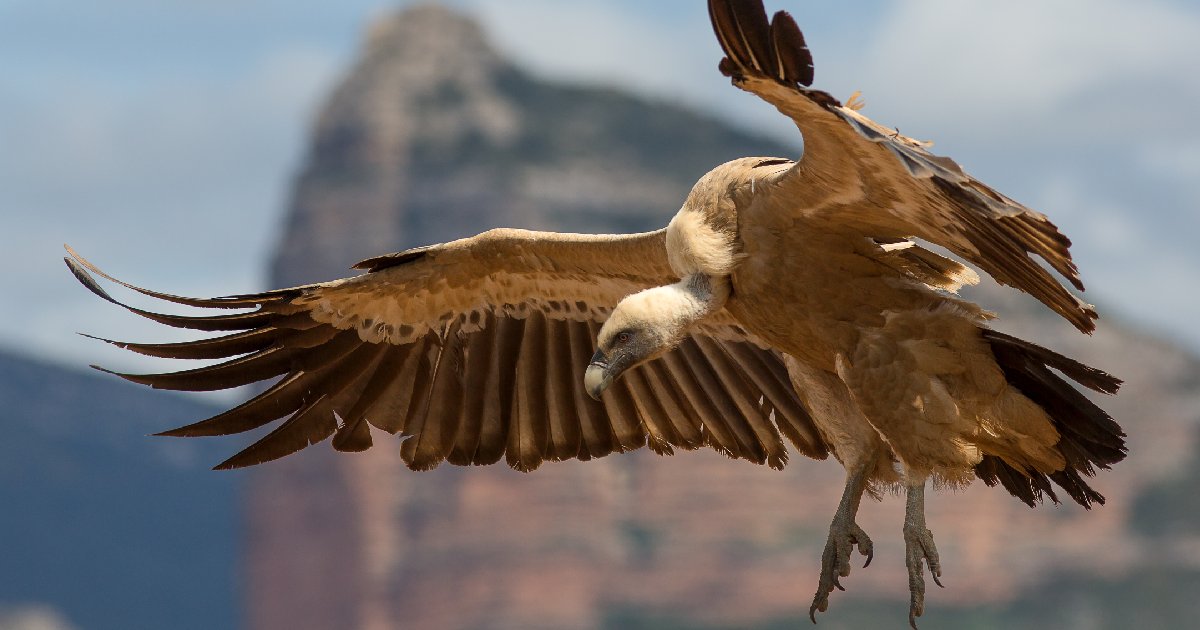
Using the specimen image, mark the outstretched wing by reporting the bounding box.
[67,229,827,472]
[708,0,1096,333]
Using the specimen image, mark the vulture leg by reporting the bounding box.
[903,481,943,629]
[809,462,874,622]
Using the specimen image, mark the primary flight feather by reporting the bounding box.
[68,1,1124,626]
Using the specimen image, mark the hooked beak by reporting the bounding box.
[584,349,613,401]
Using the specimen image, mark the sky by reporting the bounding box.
[2,0,1199,376]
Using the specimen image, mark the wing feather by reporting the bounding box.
[719,342,827,459]
[642,359,704,450]
[98,327,349,392]
[676,338,765,464]
[657,349,743,459]
[367,336,433,434]
[544,318,583,461]
[567,320,615,460]
[447,315,496,465]
[473,316,523,466]
[157,371,320,438]
[394,335,439,441]
[401,324,467,471]
[622,367,679,456]
[340,346,414,436]
[214,341,386,469]
[508,312,551,472]
[213,396,339,470]
[331,343,391,452]
[694,336,788,470]
[83,325,291,361]
[585,320,649,453]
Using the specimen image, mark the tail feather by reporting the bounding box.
[977,330,1126,509]
[975,455,1058,508]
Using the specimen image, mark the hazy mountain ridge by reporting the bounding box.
[0,347,239,630]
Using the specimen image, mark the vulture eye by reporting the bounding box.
[616,331,633,344]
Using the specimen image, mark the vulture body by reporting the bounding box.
[67,1,1124,626]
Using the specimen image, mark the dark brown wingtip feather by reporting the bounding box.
[65,245,269,309]
[66,256,118,305]
[80,327,286,361]
[159,336,373,442]
[68,255,284,333]
[710,1,816,86]
[99,345,299,392]
[332,418,373,453]
[210,396,338,470]
[154,371,318,438]
[726,0,775,74]
[768,11,814,86]
[89,364,119,377]
[709,0,751,74]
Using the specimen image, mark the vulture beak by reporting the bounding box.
[584,349,613,401]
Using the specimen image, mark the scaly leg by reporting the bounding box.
[903,481,942,629]
[809,463,874,622]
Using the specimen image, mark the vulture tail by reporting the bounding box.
[976,330,1125,509]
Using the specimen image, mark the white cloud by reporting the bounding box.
[1031,175,1200,350]
[463,0,705,90]
[858,0,1200,142]
[1137,141,1200,182]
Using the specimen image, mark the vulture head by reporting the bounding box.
[585,274,728,400]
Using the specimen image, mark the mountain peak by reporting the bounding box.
[363,4,503,76]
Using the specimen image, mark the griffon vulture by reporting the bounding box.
[66,0,1125,626]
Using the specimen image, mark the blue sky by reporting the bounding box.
[3,0,1199,374]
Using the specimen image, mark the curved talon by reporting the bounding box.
[809,519,873,622]
[904,523,942,630]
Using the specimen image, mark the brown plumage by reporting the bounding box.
[68,1,1123,626]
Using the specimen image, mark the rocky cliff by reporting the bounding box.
[248,6,1200,629]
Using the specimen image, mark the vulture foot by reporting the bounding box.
[903,483,942,629]
[809,517,873,622]
[809,464,874,623]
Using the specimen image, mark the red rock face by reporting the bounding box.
[246,6,1200,629]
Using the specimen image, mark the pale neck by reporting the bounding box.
[671,273,729,321]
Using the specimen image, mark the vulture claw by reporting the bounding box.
[809,517,873,621]
[903,521,943,629]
